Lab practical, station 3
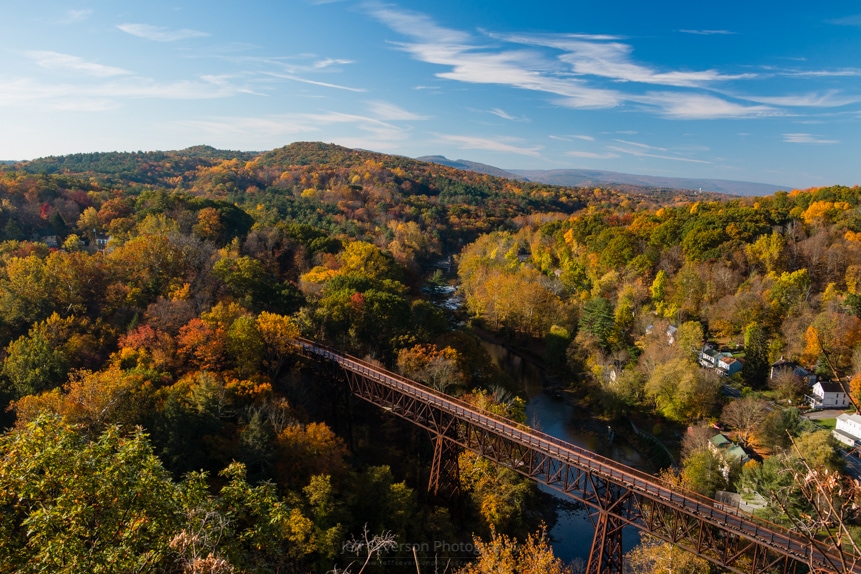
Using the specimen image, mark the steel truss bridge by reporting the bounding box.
[295,338,859,574]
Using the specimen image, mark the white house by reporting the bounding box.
[699,346,720,368]
[808,381,850,410]
[699,345,741,376]
[834,413,861,447]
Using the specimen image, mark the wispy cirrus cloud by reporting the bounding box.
[828,14,861,27]
[0,75,255,111]
[367,5,622,109]
[678,29,735,35]
[604,138,711,163]
[367,100,428,120]
[780,68,861,78]
[313,58,354,69]
[740,90,861,107]
[61,9,93,24]
[117,23,209,42]
[433,134,542,156]
[176,115,319,140]
[606,144,712,163]
[367,5,783,120]
[263,72,366,92]
[550,134,595,142]
[495,32,751,87]
[566,150,619,159]
[489,108,516,120]
[221,53,357,82]
[27,51,131,77]
[177,104,420,149]
[614,138,665,150]
[783,133,839,144]
[7,42,369,114]
[632,92,779,119]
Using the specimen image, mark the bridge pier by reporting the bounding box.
[585,478,626,574]
[428,433,460,497]
[586,510,624,574]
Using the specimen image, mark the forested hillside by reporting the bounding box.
[1,141,860,572]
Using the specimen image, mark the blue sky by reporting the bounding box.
[1,1,860,188]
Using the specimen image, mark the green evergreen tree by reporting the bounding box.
[742,322,769,389]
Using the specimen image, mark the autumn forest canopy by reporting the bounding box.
[2,141,861,572]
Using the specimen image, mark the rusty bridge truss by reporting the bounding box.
[295,338,859,574]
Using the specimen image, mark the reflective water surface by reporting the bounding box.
[481,340,644,566]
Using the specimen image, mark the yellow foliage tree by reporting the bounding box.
[801,200,850,225]
[626,535,711,574]
[275,422,348,488]
[13,366,155,432]
[256,311,300,379]
[457,528,570,574]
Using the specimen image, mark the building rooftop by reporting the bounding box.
[817,381,847,394]
[725,445,749,462]
[710,434,732,449]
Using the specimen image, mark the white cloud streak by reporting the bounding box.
[783,133,839,144]
[632,92,779,119]
[0,75,254,111]
[313,58,354,69]
[566,151,619,159]
[368,5,622,109]
[740,90,861,107]
[678,29,735,35]
[769,67,861,78]
[62,9,93,24]
[27,51,131,77]
[367,100,428,120]
[498,32,752,87]
[606,144,711,163]
[177,106,419,148]
[614,139,665,151]
[433,134,542,156]
[367,5,791,120]
[117,23,209,42]
[264,72,366,92]
[489,108,516,120]
[828,14,861,27]
[550,134,594,142]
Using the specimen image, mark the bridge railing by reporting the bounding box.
[295,337,848,563]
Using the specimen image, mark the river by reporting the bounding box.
[481,340,644,567]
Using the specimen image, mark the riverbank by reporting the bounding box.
[472,328,653,469]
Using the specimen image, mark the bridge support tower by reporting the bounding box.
[586,480,626,574]
[428,429,460,497]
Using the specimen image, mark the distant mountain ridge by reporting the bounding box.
[511,169,790,197]
[416,155,789,196]
[416,156,525,180]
